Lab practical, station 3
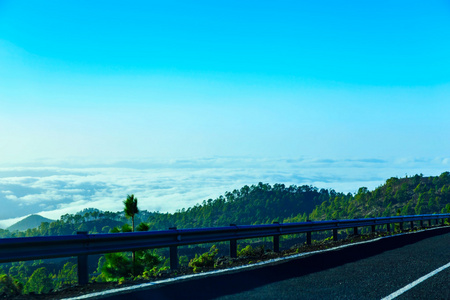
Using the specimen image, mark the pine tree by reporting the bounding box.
[123,194,139,232]
[123,194,139,266]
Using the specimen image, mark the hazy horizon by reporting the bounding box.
[0,156,448,229]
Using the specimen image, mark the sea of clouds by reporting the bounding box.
[0,156,448,228]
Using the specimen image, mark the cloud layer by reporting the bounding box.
[0,156,448,228]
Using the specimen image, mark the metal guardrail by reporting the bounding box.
[0,214,449,285]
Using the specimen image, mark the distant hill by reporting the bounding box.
[7,214,55,232]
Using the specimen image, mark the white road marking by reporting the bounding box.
[381,261,450,300]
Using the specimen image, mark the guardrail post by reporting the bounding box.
[272,222,280,253]
[273,235,280,252]
[77,231,89,286]
[353,227,358,235]
[169,227,178,270]
[306,220,312,245]
[410,221,414,229]
[332,220,338,241]
[399,222,403,231]
[371,225,376,233]
[386,223,391,232]
[420,220,424,228]
[230,224,237,258]
[230,239,237,258]
[428,219,432,227]
[170,246,178,270]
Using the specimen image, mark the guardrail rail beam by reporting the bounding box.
[1,214,448,286]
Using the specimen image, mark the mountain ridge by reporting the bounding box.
[7,214,55,232]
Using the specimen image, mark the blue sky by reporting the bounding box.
[0,1,449,223]
[2,1,450,85]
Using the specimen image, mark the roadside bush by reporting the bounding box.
[140,265,169,279]
[101,250,162,281]
[136,222,150,231]
[54,262,77,289]
[135,250,162,274]
[188,245,219,273]
[24,267,52,294]
[101,253,133,281]
[238,245,265,257]
[238,245,255,257]
[0,274,23,297]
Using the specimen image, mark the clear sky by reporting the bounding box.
[1,0,450,162]
[0,1,450,224]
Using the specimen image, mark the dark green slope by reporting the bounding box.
[146,183,337,230]
[7,214,55,232]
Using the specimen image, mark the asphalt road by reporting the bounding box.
[97,227,450,300]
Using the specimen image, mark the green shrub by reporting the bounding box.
[188,245,219,273]
[140,266,169,279]
[323,236,333,242]
[121,224,132,233]
[238,245,255,257]
[54,262,77,289]
[136,222,150,231]
[101,250,162,281]
[0,274,23,297]
[179,255,189,266]
[238,245,265,257]
[24,267,53,294]
[136,250,162,274]
[110,226,121,233]
[101,253,133,281]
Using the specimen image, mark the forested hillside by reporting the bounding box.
[146,183,333,229]
[0,183,333,238]
[307,172,450,221]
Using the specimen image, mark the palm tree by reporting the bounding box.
[123,194,139,232]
